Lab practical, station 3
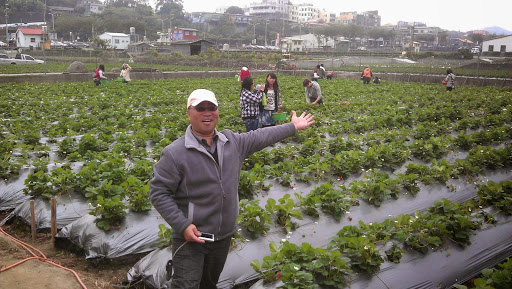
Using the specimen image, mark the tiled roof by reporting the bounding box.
[18,28,43,35]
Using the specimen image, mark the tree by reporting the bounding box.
[225,6,244,15]
[54,15,99,41]
[438,31,449,46]
[339,24,364,40]
[210,14,235,38]
[155,0,185,28]
[468,33,484,45]
[93,36,108,49]
[415,34,435,42]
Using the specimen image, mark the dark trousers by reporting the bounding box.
[243,118,259,132]
[171,236,232,289]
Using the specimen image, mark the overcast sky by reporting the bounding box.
[178,0,512,33]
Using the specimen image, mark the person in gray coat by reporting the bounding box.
[444,69,456,91]
[149,89,315,289]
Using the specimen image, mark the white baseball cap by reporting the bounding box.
[187,89,218,107]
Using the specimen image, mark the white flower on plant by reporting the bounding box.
[281,239,286,242]
[294,266,300,270]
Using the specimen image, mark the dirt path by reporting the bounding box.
[0,219,134,289]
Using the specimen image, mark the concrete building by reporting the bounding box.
[291,3,320,23]
[16,27,43,49]
[336,11,380,27]
[482,35,512,54]
[171,28,199,42]
[281,36,304,52]
[77,0,106,14]
[248,0,291,21]
[98,32,130,50]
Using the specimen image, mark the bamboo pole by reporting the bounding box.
[30,200,36,241]
[51,197,57,247]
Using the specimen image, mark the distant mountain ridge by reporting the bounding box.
[482,26,512,35]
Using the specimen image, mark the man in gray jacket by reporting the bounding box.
[150,89,315,289]
[303,78,323,105]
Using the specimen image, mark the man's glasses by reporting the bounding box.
[189,105,218,112]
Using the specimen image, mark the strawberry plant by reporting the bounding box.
[251,241,352,288]
[57,137,78,157]
[467,145,512,171]
[89,195,128,231]
[50,166,76,196]
[295,192,321,218]
[238,199,272,238]
[327,135,361,155]
[31,156,49,172]
[23,170,56,199]
[128,159,154,181]
[477,180,512,215]
[85,180,125,202]
[21,129,41,146]
[329,234,384,273]
[409,136,451,162]
[122,177,152,212]
[157,224,173,248]
[349,169,398,206]
[238,168,272,200]
[454,258,512,289]
[308,183,356,221]
[265,194,303,233]
[78,133,108,156]
[385,243,405,263]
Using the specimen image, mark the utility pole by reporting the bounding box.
[5,3,8,46]
[265,21,268,46]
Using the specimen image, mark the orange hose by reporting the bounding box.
[0,227,88,289]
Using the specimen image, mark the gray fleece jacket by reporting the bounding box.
[150,123,297,241]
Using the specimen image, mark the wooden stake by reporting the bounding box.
[30,200,36,241]
[51,197,57,247]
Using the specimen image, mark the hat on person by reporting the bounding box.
[187,89,218,107]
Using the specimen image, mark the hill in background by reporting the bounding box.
[482,26,512,35]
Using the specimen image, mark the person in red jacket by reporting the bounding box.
[361,66,372,84]
[238,66,251,82]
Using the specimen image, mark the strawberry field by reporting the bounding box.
[0,76,511,288]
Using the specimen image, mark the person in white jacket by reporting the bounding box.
[119,63,132,83]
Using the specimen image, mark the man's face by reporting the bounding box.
[187,101,219,136]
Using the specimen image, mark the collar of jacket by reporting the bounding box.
[184,125,228,150]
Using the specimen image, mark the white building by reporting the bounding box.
[281,36,304,52]
[291,3,320,23]
[248,0,291,21]
[16,27,43,49]
[77,0,106,14]
[482,35,512,53]
[98,32,130,50]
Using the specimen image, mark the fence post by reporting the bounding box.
[51,197,57,247]
[30,200,36,241]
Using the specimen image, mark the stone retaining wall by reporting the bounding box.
[0,70,510,88]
